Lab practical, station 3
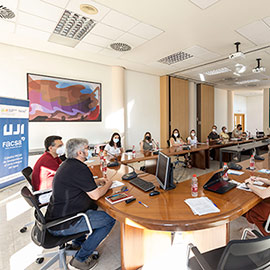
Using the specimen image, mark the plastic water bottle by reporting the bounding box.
[191,174,198,197]
[101,157,107,177]
[222,163,229,180]
[156,141,159,150]
[206,138,209,145]
[250,155,255,170]
[132,145,136,157]
[99,150,104,166]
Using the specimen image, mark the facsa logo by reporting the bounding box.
[3,124,24,136]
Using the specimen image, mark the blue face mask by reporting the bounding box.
[86,149,92,160]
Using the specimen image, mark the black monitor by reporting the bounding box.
[155,152,175,190]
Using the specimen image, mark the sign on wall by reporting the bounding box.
[0,97,29,189]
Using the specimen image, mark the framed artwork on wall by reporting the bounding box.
[27,73,101,122]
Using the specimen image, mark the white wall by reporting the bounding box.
[214,88,228,132]
[246,95,263,134]
[0,43,159,150]
[125,70,160,149]
[233,95,247,131]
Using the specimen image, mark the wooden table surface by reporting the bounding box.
[238,153,270,172]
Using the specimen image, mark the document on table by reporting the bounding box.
[258,169,270,174]
[184,197,220,216]
[110,180,124,189]
[227,169,244,176]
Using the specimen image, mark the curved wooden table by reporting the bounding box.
[89,164,265,270]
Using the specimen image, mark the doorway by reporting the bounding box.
[234,113,245,131]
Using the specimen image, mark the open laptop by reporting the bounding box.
[203,171,237,194]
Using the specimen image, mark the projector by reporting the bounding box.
[228,51,245,60]
[252,66,266,73]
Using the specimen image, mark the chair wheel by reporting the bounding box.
[36,257,44,264]
[92,251,99,260]
[20,227,27,233]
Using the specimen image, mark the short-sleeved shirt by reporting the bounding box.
[187,136,198,145]
[45,158,97,230]
[232,128,242,138]
[104,144,121,156]
[220,132,230,140]
[142,140,153,151]
[32,152,62,191]
[208,131,219,140]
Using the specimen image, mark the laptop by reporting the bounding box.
[203,171,237,194]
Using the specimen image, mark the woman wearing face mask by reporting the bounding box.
[104,132,123,160]
[220,126,230,141]
[140,132,156,151]
[187,130,198,145]
[170,129,185,147]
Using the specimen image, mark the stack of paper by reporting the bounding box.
[184,197,220,216]
[258,169,270,174]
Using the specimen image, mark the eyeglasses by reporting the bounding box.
[83,145,90,150]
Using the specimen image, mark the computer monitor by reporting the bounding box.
[156,152,175,190]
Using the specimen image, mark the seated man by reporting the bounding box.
[32,135,64,190]
[232,124,243,138]
[208,125,219,141]
[220,126,230,141]
[245,176,270,236]
[45,138,115,270]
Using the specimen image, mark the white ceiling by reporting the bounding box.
[1,0,270,90]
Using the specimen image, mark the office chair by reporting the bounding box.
[167,139,170,148]
[21,166,33,190]
[187,235,270,270]
[21,186,98,270]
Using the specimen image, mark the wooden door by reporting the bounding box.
[234,113,245,131]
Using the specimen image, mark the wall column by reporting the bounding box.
[263,88,269,135]
[189,81,196,131]
[111,66,125,144]
[227,90,234,131]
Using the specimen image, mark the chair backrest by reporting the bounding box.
[217,236,270,269]
[21,166,33,189]
[228,132,232,138]
[167,139,171,148]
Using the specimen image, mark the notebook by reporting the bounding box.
[105,192,133,204]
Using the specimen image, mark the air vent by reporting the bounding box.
[110,42,131,52]
[158,51,193,65]
[0,5,15,19]
[235,79,259,85]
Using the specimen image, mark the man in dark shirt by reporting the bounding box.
[45,138,115,270]
[32,135,64,190]
[208,125,219,140]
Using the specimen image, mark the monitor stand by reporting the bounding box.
[165,163,176,190]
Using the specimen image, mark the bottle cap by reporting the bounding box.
[224,163,227,165]
[193,174,197,177]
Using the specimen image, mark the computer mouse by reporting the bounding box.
[149,190,160,196]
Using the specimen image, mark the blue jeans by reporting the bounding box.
[49,210,115,262]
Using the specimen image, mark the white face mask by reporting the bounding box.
[191,133,195,137]
[224,129,228,133]
[174,133,179,137]
[113,138,119,143]
[212,129,217,133]
[56,145,65,156]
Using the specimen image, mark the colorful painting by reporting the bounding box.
[27,73,101,122]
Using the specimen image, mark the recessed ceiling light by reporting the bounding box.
[205,67,231,76]
[80,4,98,15]
[199,73,205,81]
[235,79,259,85]
[235,64,246,74]
[0,5,15,19]
[158,51,193,65]
[110,42,131,51]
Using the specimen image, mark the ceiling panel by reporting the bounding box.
[15,25,51,41]
[116,32,147,48]
[129,22,163,40]
[91,23,124,40]
[66,0,110,21]
[75,42,103,53]
[18,0,63,22]
[83,33,112,47]
[41,0,69,9]
[189,0,220,9]
[17,11,55,33]
[99,48,124,57]
[0,21,15,33]
[236,20,270,46]
[101,10,139,31]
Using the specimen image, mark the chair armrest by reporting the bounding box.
[251,229,264,238]
[264,214,270,233]
[187,243,213,270]
[46,213,92,235]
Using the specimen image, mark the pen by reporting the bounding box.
[138,201,149,208]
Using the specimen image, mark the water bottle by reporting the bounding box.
[132,145,136,157]
[99,150,104,166]
[250,155,255,170]
[156,141,159,150]
[101,157,107,177]
[191,174,198,197]
[206,138,209,145]
[222,163,229,181]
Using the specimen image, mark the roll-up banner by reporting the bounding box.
[0,97,29,189]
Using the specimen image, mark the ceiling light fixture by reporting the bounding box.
[235,63,246,74]
[205,67,231,75]
[80,4,98,15]
[0,5,15,19]
[252,58,266,73]
[158,51,193,65]
[233,72,240,77]
[235,79,259,85]
[110,42,131,52]
[199,73,205,81]
[229,42,245,60]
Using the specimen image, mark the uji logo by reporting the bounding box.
[3,124,24,136]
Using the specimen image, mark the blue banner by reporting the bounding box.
[0,97,29,189]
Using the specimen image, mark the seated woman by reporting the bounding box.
[169,129,192,168]
[140,132,156,151]
[104,132,123,160]
[187,129,198,145]
[220,126,230,141]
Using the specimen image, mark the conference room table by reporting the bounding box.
[88,163,265,270]
[238,153,270,172]
[121,143,210,172]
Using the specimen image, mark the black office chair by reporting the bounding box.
[187,235,270,270]
[21,166,33,190]
[228,132,232,139]
[21,186,97,270]
[167,139,170,148]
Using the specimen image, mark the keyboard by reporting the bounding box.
[129,177,155,192]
